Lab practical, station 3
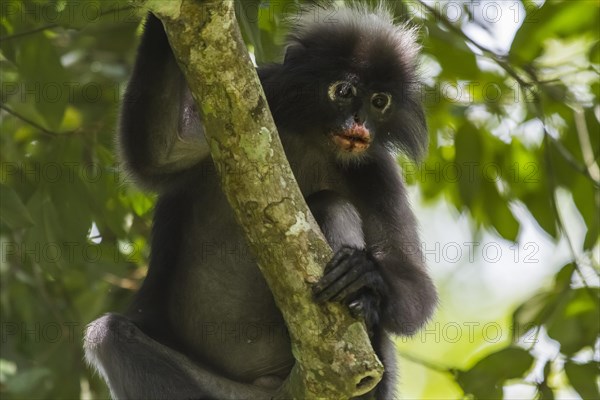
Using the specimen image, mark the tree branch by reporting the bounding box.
[141,0,383,398]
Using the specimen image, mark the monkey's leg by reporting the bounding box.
[84,313,275,400]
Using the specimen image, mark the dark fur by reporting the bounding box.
[85,5,436,399]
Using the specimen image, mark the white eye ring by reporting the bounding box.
[328,81,357,101]
[371,93,392,113]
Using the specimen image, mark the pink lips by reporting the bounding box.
[332,123,371,153]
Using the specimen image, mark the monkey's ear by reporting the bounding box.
[283,42,306,66]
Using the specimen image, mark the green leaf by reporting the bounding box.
[512,264,576,337]
[512,292,553,335]
[24,189,63,272]
[553,263,576,292]
[425,24,479,80]
[16,33,68,130]
[456,347,534,399]
[0,184,35,229]
[236,0,265,62]
[510,1,600,63]
[52,177,93,241]
[131,192,154,216]
[486,193,519,241]
[5,367,52,394]
[454,123,483,208]
[537,383,555,400]
[564,361,600,400]
[0,2,18,62]
[236,0,291,63]
[522,184,558,238]
[537,361,555,400]
[569,173,599,252]
[546,288,600,355]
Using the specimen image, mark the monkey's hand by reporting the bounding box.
[312,247,385,333]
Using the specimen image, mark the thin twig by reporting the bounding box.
[573,107,600,183]
[398,351,456,375]
[0,104,58,137]
[0,23,59,42]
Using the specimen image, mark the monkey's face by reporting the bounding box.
[267,67,421,165]
[325,78,396,160]
[267,10,428,163]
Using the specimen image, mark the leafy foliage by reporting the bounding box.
[1,0,598,399]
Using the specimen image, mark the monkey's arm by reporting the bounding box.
[359,159,437,335]
[120,14,209,189]
[306,191,366,253]
[308,191,386,332]
[311,157,437,336]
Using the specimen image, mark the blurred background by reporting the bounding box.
[0,0,598,399]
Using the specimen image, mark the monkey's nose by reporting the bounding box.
[353,112,366,125]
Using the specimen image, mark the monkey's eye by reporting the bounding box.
[328,81,357,101]
[371,93,391,111]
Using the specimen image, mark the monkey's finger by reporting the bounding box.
[313,259,365,302]
[313,254,360,293]
[331,272,382,303]
[313,254,355,296]
[347,292,381,329]
[323,247,355,273]
[314,274,362,303]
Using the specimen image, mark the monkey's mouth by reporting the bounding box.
[332,124,371,153]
